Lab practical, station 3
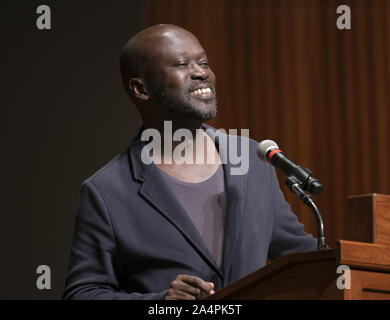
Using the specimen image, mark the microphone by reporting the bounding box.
[257,139,327,250]
[256,140,323,195]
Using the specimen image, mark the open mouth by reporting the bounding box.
[189,87,214,99]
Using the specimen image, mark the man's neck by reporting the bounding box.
[142,120,220,183]
[156,132,221,183]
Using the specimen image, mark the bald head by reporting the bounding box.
[119,24,217,123]
[120,24,201,96]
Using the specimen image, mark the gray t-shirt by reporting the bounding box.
[158,165,226,267]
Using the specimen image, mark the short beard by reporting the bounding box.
[147,81,217,121]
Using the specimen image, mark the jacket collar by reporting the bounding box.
[128,124,248,282]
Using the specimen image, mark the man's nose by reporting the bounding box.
[190,63,208,80]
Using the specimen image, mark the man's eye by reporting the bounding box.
[175,62,188,67]
[200,61,209,66]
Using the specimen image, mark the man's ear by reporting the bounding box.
[129,78,149,101]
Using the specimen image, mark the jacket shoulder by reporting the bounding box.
[83,149,132,192]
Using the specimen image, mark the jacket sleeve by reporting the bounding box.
[267,169,318,261]
[63,180,167,300]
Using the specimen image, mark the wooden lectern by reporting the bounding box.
[208,193,390,300]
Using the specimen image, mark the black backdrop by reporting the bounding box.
[1,1,143,299]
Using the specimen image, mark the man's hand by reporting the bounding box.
[165,274,215,300]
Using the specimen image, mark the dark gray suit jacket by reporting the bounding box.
[63,125,317,300]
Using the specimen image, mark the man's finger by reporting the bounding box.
[179,275,214,294]
[175,282,203,299]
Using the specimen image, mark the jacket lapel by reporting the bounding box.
[205,127,248,285]
[220,163,248,285]
[128,133,222,277]
[128,126,249,283]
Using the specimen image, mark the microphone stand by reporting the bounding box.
[285,176,327,250]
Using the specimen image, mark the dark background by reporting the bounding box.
[1,0,389,299]
[1,1,143,299]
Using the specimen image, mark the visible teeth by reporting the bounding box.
[192,87,211,95]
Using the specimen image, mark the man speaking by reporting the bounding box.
[63,24,317,300]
